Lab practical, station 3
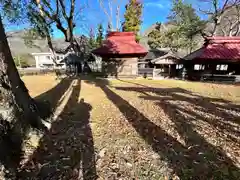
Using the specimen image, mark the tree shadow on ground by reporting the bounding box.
[35,78,73,119]
[0,77,73,178]
[17,78,97,180]
[85,77,240,179]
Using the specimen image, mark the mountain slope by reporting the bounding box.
[141,5,240,51]
[6,30,70,65]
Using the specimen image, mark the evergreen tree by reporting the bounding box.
[89,27,96,50]
[168,0,205,39]
[148,0,205,52]
[122,0,143,41]
[96,23,104,47]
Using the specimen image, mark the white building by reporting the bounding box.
[32,52,66,69]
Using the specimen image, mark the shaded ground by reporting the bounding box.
[17,75,240,179]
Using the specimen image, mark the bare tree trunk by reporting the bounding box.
[116,5,120,31]
[99,0,114,30]
[0,16,45,136]
[46,33,58,68]
[0,15,48,178]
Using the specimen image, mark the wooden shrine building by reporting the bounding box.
[151,51,183,79]
[184,37,240,81]
[92,32,148,77]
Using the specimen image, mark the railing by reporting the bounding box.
[201,74,236,82]
[138,68,154,77]
[18,68,65,76]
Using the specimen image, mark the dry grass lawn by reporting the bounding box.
[18,75,240,180]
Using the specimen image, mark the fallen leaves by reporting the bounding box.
[15,76,240,179]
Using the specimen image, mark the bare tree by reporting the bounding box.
[116,5,120,31]
[29,0,87,52]
[27,8,58,65]
[200,0,240,36]
[221,5,240,36]
[98,0,121,31]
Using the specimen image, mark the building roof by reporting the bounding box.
[184,36,240,62]
[151,51,182,65]
[142,49,167,60]
[151,51,182,64]
[31,52,52,56]
[92,32,148,57]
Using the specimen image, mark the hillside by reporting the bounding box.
[7,30,47,55]
[6,30,69,66]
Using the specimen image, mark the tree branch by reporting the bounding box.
[69,0,75,19]
[58,0,68,20]
[116,5,120,31]
[56,0,59,17]
[199,0,240,36]
[108,0,113,28]
[98,0,112,28]
[42,0,54,13]
[34,0,68,41]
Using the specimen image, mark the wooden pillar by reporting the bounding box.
[168,64,171,77]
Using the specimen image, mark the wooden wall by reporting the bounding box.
[102,57,138,77]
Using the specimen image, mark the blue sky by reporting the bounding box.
[84,0,174,34]
[4,0,213,38]
[142,0,172,30]
[84,0,211,34]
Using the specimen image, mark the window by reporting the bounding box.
[176,64,183,69]
[194,64,205,70]
[57,56,60,60]
[216,64,228,71]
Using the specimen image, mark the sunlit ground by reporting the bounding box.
[19,74,240,179]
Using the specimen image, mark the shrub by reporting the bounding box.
[14,56,30,68]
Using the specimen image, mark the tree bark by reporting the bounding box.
[0,16,44,137]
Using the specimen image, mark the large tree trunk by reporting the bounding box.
[0,16,45,175]
[0,16,43,128]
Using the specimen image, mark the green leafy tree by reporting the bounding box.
[96,23,104,47]
[148,0,205,52]
[149,27,184,51]
[122,0,143,41]
[168,0,205,38]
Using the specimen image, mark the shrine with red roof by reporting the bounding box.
[92,32,147,77]
[183,36,240,81]
[92,33,240,82]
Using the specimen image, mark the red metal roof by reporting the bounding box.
[92,32,148,57]
[185,36,240,62]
